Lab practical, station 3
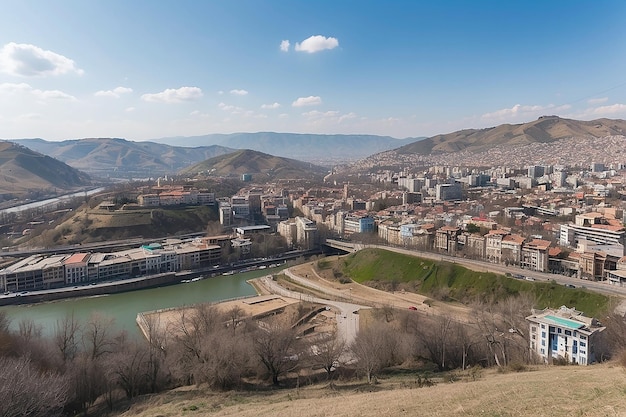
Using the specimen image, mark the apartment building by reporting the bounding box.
[559,213,626,255]
[0,240,221,293]
[527,306,605,365]
[520,239,551,272]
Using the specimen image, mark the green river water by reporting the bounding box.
[0,268,275,336]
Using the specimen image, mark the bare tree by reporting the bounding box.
[226,305,245,335]
[108,341,149,399]
[309,331,346,382]
[54,312,82,363]
[417,314,454,371]
[0,356,69,417]
[253,323,300,385]
[82,313,116,360]
[350,323,399,384]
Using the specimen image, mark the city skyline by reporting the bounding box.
[1,1,626,141]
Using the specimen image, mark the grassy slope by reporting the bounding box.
[120,364,626,417]
[342,248,609,317]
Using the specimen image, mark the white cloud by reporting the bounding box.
[38,89,76,100]
[295,35,339,53]
[279,113,289,119]
[141,86,203,103]
[261,102,281,109]
[481,103,571,122]
[588,97,608,105]
[230,89,248,96]
[94,86,133,98]
[0,82,76,101]
[218,102,245,113]
[125,107,135,112]
[280,40,290,52]
[302,110,340,119]
[0,42,84,77]
[586,103,626,116]
[292,95,322,107]
[302,110,357,124]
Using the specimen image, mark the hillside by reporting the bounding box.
[395,116,626,155]
[152,132,423,163]
[0,141,91,197]
[11,138,235,178]
[342,248,609,317]
[119,363,626,417]
[181,149,329,181]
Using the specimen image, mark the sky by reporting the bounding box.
[1,0,626,141]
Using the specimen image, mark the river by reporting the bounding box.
[0,268,275,337]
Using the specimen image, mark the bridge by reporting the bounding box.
[324,239,364,253]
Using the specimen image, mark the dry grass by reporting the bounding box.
[118,363,626,417]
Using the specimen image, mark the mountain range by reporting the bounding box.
[150,132,422,162]
[4,116,626,196]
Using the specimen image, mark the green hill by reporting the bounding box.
[342,248,609,317]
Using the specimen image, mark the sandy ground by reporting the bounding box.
[137,291,301,339]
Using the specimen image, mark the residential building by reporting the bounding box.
[520,239,551,272]
[527,306,605,365]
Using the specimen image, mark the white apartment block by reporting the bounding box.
[526,306,605,365]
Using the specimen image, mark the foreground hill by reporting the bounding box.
[0,141,90,198]
[396,116,626,155]
[11,138,235,178]
[152,132,423,163]
[181,149,329,181]
[119,363,626,417]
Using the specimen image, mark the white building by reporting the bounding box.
[526,306,605,365]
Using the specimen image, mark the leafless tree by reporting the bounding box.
[108,341,150,399]
[82,313,116,360]
[472,296,532,367]
[417,314,454,371]
[309,331,346,382]
[226,305,245,335]
[66,355,108,413]
[350,322,400,384]
[253,322,301,385]
[0,356,69,417]
[54,312,82,363]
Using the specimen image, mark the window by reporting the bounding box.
[541,331,546,338]
[541,348,545,355]
[557,328,562,334]
[542,340,546,346]
[532,326,536,333]
[541,324,545,329]
[565,330,572,336]
[580,341,586,347]
[580,335,587,340]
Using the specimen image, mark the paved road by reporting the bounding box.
[257,274,367,348]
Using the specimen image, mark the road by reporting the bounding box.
[257,274,367,348]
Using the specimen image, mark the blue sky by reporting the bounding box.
[1,1,626,141]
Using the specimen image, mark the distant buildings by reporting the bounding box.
[0,238,224,292]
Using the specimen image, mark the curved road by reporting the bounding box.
[256,274,367,348]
